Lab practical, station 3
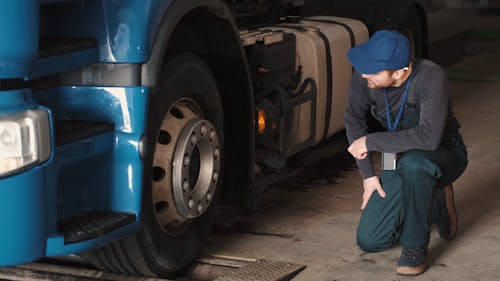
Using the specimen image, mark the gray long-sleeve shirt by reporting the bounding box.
[344,59,457,179]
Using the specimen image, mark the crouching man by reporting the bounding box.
[345,30,468,276]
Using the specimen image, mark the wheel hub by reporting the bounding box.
[172,118,220,219]
[151,101,221,236]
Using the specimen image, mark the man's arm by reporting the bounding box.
[344,72,375,179]
[366,66,448,153]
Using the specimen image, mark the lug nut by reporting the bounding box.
[209,130,216,141]
[190,133,197,145]
[188,199,194,209]
[200,125,207,136]
[214,148,219,159]
[212,171,219,182]
[197,203,203,213]
[183,179,189,191]
[183,155,190,166]
[207,192,212,201]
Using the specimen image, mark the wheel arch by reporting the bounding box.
[386,3,429,59]
[142,0,256,209]
[406,3,429,58]
[377,2,429,58]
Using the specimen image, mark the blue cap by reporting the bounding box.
[347,30,410,75]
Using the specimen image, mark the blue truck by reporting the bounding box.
[0,0,429,277]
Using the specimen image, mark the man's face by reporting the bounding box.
[361,70,397,90]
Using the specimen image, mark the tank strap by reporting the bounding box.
[302,18,356,48]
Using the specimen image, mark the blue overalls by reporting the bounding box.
[356,82,468,251]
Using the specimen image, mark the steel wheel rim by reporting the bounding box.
[151,99,221,236]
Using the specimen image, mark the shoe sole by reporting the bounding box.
[444,184,458,240]
[396,262,427,276]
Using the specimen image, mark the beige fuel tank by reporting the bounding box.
[262,16,368,150]
[304,16,369,138]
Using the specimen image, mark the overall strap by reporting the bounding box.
[406,59,428,113]
[405,77,419,113]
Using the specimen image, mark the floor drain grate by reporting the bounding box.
[214,259,306,281]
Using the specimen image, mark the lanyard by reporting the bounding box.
[384,74,414,132]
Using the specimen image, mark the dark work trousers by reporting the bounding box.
[356,114,468,252]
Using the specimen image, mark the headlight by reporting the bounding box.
[0,109,51,177]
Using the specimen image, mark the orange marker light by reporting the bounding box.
[257,109,266,135]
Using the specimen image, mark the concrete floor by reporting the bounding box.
[203,8,500,281]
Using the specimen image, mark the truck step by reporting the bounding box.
[55,120,114,146]
[27,36,99,79]
[58,211,136,244]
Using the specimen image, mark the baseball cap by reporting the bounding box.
[347,30,411,75]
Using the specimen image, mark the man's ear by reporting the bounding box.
[392,69,405,79]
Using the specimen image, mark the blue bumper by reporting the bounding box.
[0,167,46,265]
[0,86,149,265]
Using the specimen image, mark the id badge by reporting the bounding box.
[382,152,397,170]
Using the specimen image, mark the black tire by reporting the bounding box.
[81,53,224,277]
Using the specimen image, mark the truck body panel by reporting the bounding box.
[41,0,173,63]
[0,85,148,264]
[0,1,39,78]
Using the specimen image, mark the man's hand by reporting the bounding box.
[348,136,368,160]
[361,176,386,210]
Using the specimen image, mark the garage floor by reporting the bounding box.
[202,8,500,281]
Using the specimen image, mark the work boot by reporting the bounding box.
[396,245,428,276]
[436,184,458,240]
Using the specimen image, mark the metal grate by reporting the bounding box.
[214,260,306,281]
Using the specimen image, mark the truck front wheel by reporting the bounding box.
[81,53,224,277]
